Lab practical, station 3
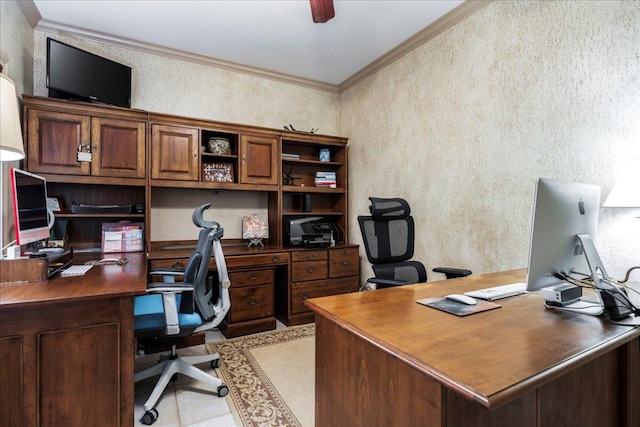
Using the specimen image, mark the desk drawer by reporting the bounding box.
[230,269,274,288]
[292,250,327,262]
[291,276,358,314]
[226,252,289,268]
[229,284,274,323]
[291,260,328,282]
[329,248,359,278]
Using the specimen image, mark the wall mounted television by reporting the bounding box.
[46,37,132,108]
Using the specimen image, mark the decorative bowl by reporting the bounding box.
[207,137,231,155]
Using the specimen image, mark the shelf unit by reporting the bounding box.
[22,96,350,250]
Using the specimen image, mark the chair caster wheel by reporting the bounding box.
[141,408,158,425]
[211,359,221,369]
[217,384,229,397]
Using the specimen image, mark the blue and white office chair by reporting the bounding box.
[134,204,231,425]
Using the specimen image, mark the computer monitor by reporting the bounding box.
[526,177,601,292]
[10,168,51,246]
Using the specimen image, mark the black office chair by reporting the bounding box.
[358,197,471,289]
[134,204,231,425]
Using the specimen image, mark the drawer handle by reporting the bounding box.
[342,260,349,265]
[306,254,316,260]
[306,266,315,273]
[301,294,309,300]
[271,255,280,262]
[248,299,257,306]
[248,274,257,281]
[171,261,185,269]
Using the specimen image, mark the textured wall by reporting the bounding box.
[341,1,640,281]
[31,30,340,240]
[1,0,34,247]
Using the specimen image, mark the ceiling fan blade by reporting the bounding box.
[310,0,335,23]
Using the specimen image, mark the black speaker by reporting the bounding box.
[302,194,312,212]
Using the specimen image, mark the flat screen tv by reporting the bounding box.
[46,37,131,108]
[10,168,51,246]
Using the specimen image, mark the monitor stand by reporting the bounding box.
[553,234,634,320]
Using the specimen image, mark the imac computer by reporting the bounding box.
[526,177,636,320]
[10,168,52,247]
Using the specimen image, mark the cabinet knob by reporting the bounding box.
[271,255,280,262]
[306,266,315,273]
[248,274,257,281]
[342,259,349,265]
[248,299,257,306]
[171,261,185,269]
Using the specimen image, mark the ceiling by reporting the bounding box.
[29,0,472,90]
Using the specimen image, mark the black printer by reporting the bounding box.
[283,217,338,247]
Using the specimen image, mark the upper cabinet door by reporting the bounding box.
[151,124,199,181]
[240,134,278,185]
[27,109,91,175]
[91,118,146,178]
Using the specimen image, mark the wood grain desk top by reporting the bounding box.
[0,252,147,308]
[305,269,640,409]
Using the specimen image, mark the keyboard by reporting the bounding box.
[464,282,527,301]
[61,264,93,277]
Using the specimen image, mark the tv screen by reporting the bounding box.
[46,37,131,108]
[10,168,51,246]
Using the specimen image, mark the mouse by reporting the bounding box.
[445,294,477,305]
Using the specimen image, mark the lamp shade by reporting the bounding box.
[603,157,640,207]
[0,73,25,161]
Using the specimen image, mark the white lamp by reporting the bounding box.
[603,157,640,208]
[0,73,25,161]
[1,73,25,258]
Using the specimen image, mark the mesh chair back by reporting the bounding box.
[358,197,415,265]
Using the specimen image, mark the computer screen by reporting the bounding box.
[10,168,51,246]
[526,178,601,292]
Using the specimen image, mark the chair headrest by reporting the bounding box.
[369,197,411,219]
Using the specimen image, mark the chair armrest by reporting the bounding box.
[146,282,194,293]
[432,267,472,279]
[367,277,409,289]
[149,268,186,284]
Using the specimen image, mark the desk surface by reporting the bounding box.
[0,252,147,308]
[305,269,640,409]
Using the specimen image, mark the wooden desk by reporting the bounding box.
[0,252,147,427]
[305,269,640,427]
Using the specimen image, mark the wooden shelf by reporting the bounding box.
[282,186,346,194]
[55,213,145,219]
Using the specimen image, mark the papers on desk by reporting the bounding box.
[417,297,501,316]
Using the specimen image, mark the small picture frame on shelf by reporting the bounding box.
[203,163,234,183]
[319,148,331,162]
[46,196,64,213]
[242,214,269,247]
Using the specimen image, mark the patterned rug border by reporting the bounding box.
[206,324,315,427]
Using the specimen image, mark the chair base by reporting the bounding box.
[135,345,228,414]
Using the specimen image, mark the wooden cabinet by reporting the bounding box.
[151,124,199,181]
[239,134,278,185]
[222,267,276,338]
[0,253,145,427]
[278,245,359,326]
[27,108,146,179]
[23,96,148,251]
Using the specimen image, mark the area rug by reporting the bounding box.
[206,324,316,427]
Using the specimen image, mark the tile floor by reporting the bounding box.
[134,322,287,427]
[134,329,238,427]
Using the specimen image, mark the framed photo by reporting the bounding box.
[242,214,269,239]
[46,196,64,213]
[203,163,234,183]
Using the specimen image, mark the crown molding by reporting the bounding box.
[339,0,492,92]
[16,0,41,28]
[34,19,340,94]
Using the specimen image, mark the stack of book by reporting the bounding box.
[315,171,337,188]
[282,153,300,160]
